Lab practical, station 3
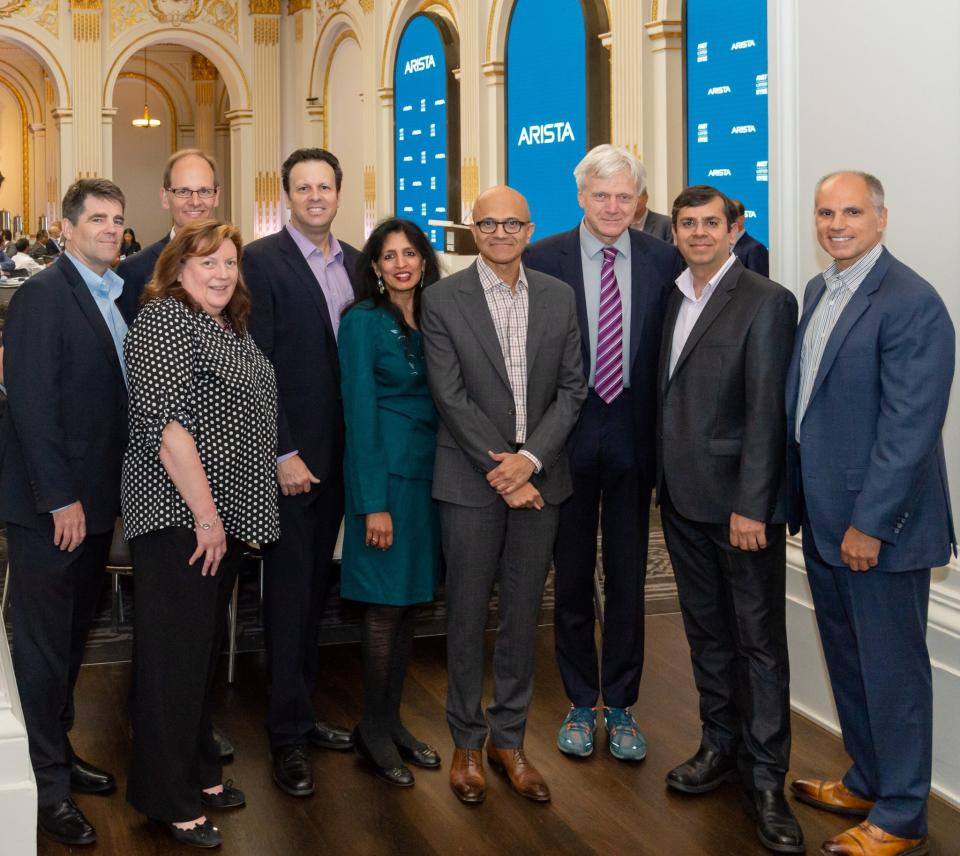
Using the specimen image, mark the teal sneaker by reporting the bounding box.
[603,707,647,761]
[557,706,597,757]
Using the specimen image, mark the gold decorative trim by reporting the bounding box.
[324,0,346,10]
[362,164,375,204]
[69,0,102,8]
[0,1,30,17]
[461,156,478,210]
[321,28,358,149]
[295,12,303,41]
[287,0,310,12]
[249,0,279,12]
[0,73,30,230]
[650,0,658,21]
[254,15,279,43]
[191,54,218,81]
[255,171,281,205]
[359,0,373,12]
[118,70,179,149]
[73,10,101,40]
[416,0,455,24]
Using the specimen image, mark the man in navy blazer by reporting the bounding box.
[0,179,129,846]
[244,148,358,797]
[116,149,220,324]
[787,171,955,856]
[731,199,770,277]
[524,145,681,761]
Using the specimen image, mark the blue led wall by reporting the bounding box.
[686,0,769,247]
[394,15,448,250]
[506,0,587,239]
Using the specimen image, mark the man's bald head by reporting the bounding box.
[470,185,535,273]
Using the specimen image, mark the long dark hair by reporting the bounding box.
[348,218,441,341]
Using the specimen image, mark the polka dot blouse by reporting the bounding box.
[121,296,280,545]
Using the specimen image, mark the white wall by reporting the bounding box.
[770,0,960,807]
[326,38,365,249]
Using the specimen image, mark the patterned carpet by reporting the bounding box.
[0,504,678,665]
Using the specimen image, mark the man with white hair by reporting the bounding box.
[524,145,681,762]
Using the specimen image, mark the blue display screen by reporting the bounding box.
[506,0,587,239]
[686,0,769,247]
[394,16,448,250]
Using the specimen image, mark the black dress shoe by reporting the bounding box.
[747,788,805,854]
[38,797,96,846]
[212,726,234,760]
[308,719,354,751]
[70,755,116,794]
[272,744,314,797]
[354,728,415,787]
[666,746,739,794]
[396,740,442,769]
[163,818,223,849]
[200,779,246,809]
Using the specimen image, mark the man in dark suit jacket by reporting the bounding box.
[786,172,955,856]
[631,186,674,244]
[524,145,681,762]
[422,185,586,806]
[731,199,770,277]
[244,148,358,797]
[657,185,803,854]
[116,149,220,324]
[0,179,129,847]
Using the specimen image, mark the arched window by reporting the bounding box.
[394,14,460,250]
[505,0,609,238]
[685,0,769,246]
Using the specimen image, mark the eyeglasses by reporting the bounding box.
[474,218,528,234]
[166,186,218,199]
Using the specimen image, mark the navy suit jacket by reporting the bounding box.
[786,247,956,570]
[733,231,769,278]
[116,234,170,324]
[0,255,128,533]
[244,228,359,485]
[524,226,683,488]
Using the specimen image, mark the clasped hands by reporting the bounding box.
[487,450,543,510]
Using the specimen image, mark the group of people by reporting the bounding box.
[0,143,953,856]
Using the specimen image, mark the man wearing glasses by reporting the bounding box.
[421,185,586,806]
[524,145,681,763]
[116,149,220,323]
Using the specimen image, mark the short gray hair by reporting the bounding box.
[573,145,646,194]
[815,171,885,213]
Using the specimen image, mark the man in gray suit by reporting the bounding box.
[421,186,586,806]
[630,165,673,244]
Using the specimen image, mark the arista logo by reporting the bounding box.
[730,39,756,50]
[707,85,732,95]
[730,125,757,134]
[707,168,732,177]
[517,121,576,146]
[404,54,437,74]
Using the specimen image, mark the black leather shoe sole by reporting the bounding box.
[666,767,740,794]
[272,771,314,798]
[161,820,222,849]
[397,742,442,769]
[756,826,806,854]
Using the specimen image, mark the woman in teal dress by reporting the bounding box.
[339,218,442,787]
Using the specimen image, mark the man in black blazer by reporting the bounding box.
[631,187,674,244]
[244,148,358,797]
[524,145,681,762]
[657,185,802,853]
[731,199,770,277]
[0,179,129,847]
[116,149,220,324]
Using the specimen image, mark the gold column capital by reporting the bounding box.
[249,0,280,13]
[287,0,311,13]
[191,55,219,81]
[69,0,102,9]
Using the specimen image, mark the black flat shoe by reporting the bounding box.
[38,797,96,846]
[70,755,116,794]
[163,819,222,849]
[308,719,355,751]
[747,789,806,854]
[666,746,739,794]
[200,779,246,809]
[272,744,314,797]
[354,728,414,787]
[396,740,442,769]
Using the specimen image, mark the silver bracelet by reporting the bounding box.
[194,514,220,531]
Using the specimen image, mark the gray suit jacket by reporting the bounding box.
[421,262,587,507]
[636,209,674,244]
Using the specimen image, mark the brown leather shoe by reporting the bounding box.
[791,778,874,817]
[486,742,550,803]
[449,748,485,804]
[820,821,929,856]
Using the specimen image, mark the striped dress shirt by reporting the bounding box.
[795,242,884,441]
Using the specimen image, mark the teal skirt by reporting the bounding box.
[340,474,440,606]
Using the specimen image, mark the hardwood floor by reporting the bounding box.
[49,614,960,855]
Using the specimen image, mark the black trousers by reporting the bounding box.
[8,522,111,806]
[660,488,791,790]
[262,477,344,748]
[554,391,650,708]
[126,527,241,822]
[440,499,560,749]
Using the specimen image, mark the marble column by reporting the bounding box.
[376,86,394,220]
[226,108,254,240]
[29,122,47,232]
[643,17,684,215]
[68,0,104,179]
[191,55,218,156]
[479,61,505,189]
[250,0,282,238]
[100,107,117,179]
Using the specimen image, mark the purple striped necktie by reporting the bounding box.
[594,245,624,403]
